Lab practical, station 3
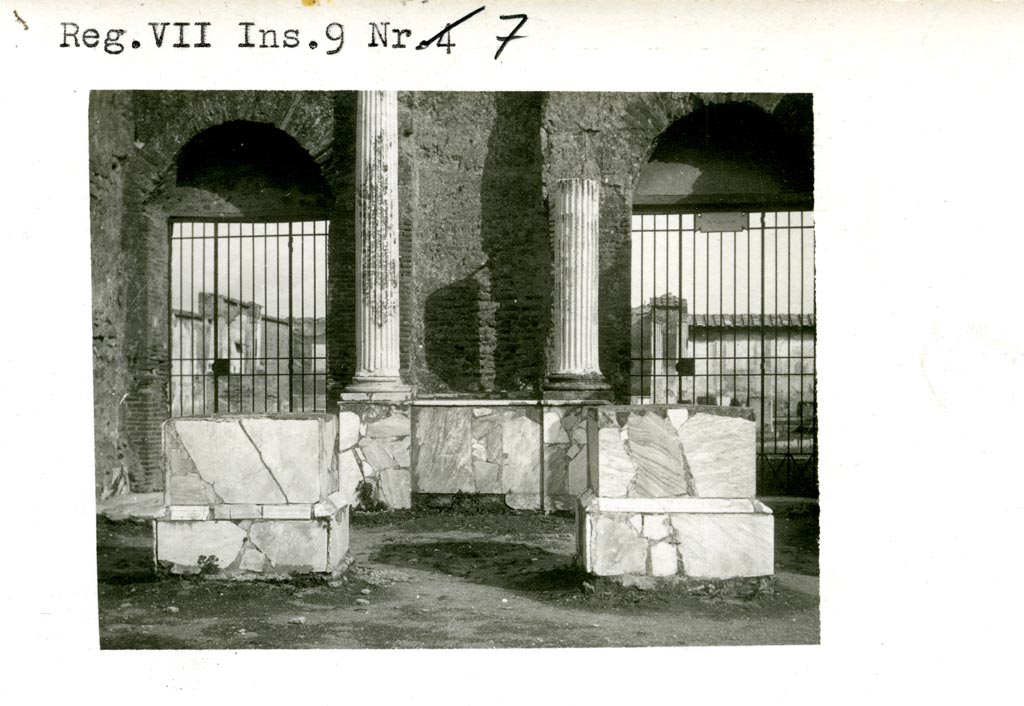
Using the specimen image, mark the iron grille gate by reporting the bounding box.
[630,210,816,495]
[169,219,329,417]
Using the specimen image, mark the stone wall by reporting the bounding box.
[337,402,413,510]
[90,91,135,499]
[577,494,774,579]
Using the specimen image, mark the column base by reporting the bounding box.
[543,373,613,401]
[340,377,413,402]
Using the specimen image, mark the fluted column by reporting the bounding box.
[346,90,409,397]
[545,178,611,398]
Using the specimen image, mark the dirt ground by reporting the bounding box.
[96,500,819,649]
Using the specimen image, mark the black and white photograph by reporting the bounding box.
[89,89,817,649]
[3,0,1024,703]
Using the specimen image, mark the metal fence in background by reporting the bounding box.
[630,209,816,495]
[168,219,329,416]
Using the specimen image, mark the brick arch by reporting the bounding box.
[134,91,338,207]
[625,93,789,193]
[119,91,353,491]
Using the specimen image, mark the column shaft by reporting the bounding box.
[546,178,609,397]
[350,90,406,392]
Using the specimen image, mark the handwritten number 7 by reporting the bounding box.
[495,14,527,60]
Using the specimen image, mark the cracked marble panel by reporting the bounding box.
[156,521,247,569]
[338,411,361,451]
[594,427,636,497]
[590,514,648,576]
[365,413,411,439]
[377,467,412,509]
[677,413,756,497]
[624,412,691,498]
[359,438,399,471]
[328,508,350,569]
[335,450,363,507]
[248,520,328,572]
[239,418,323,503]
[170,420,287,504]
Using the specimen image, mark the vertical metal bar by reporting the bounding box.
[733,228,737,409]
[189,223,194,417]
[301,222,306,412]
[692,219,696,404]
[719,229,723,407]
[705,225,709,404]
[262,224,266,413]
[313,222,318,411]
[201,223,207,414]
[178,222,183,415]
[749,217,757,422]
[251,222,256,411]
[640,215,645,402]
[288,222,294,413]
[677,215,683,400]
[227,225,233,412]
[759,212,765,461]
[773,213,779,457]
[167,222,174,417]
[213,223,220,414]
[665,217,670,404]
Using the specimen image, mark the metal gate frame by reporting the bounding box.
[167,216,331,417]
[631,202,816,496]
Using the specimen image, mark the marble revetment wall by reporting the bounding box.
[410,401,599,511]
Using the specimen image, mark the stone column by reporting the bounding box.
[345,90,410,399]
[545,178,611,399]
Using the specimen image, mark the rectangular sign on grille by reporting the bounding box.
[696,212,747,232]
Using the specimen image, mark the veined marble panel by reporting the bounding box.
[671,513,773,578]
[412,406,474,493]
[501,411,542,495]
[677,413,756,497]
[624,411,690,498]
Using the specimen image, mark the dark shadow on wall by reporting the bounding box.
[478,92,550,393]
[325,93,358,396]
[424,271,484,391]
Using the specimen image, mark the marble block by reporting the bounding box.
[576,491,773,580]
[155,517,347,576]
[587,405,756,500]
[164,415,338,506]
